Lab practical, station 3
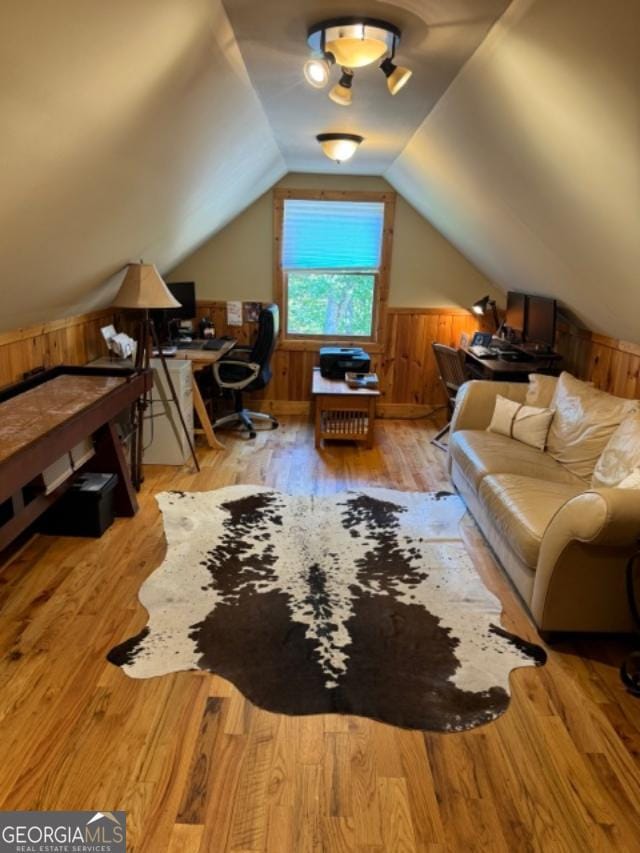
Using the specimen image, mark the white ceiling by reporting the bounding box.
[387,0,640,342]
[222,0,511,173]
[0,0,285,331]
[1,0,638,344]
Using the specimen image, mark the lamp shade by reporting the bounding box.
[329,68,353,106]
[380,57,412,95]
[304,57,331,88]
[316,133,364,163]
[112,263,180,310]
[472,295,492,316]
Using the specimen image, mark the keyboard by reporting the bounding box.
[468,345,493,358]
[173,338,230,351]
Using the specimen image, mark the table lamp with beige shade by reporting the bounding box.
[112,263,200,487]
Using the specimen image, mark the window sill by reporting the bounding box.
[278,338,383,354]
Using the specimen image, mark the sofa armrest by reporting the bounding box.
[449,380,529,434]
[532,489,640,624]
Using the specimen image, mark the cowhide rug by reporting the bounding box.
[108,486,545,732]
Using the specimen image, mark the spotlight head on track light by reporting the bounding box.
[329,68,354,106]
[380,56,412,95]
[303,54,334,88]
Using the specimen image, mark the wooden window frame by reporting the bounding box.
[273,188,396,353]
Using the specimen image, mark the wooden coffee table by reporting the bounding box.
[311,368,380,449]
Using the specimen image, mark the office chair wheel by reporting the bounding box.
[271,420,279,430]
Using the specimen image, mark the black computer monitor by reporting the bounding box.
[505,291,526,335]
[525,295,556,347]
[165,282,196,320]
[151,281,196,342]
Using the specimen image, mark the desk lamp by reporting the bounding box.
[471,295,501,334]
[112,263,200,487]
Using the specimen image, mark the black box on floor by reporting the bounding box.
[319,347,371,379]
[39,473,118,538]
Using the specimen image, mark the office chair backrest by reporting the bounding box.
[251,304,279,364]
[250,305,279,384]
[432,343,467,410]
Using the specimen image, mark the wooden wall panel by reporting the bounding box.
[198,301,481,416]
[4,305,633,419]
[0,310,113,389]
[555,321,640,400]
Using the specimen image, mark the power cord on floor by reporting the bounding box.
[620,541,640,696]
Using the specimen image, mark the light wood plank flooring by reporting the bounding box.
[1,417,640,852]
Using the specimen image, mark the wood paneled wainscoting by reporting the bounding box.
[0,309,113,389]
[555,320,640,400]
[199,302,482,417]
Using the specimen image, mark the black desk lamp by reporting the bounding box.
[471,295,501,334]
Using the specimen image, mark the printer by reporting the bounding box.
[319,346,371,380]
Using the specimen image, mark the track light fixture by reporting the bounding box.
[329,68,354,106]
[303,17,411,105]
[316,133,364,164]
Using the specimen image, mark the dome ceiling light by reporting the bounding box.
[304,17,412,104]
[316,133,364,164]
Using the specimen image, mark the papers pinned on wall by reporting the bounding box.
[226,301,243,326]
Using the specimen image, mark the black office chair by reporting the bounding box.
[212,304,279,438]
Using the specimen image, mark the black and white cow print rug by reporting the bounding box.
[108,486,545,732]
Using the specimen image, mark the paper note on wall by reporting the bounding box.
[226,301,243,326]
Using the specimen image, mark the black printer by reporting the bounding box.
[319,347,370,379]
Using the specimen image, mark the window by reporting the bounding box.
[274,190,395,344]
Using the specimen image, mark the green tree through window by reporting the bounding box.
[287,272,375,337]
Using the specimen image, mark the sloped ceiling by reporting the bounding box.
[2,0,638,343]
[386,0,640,342]
[0,0,285,331]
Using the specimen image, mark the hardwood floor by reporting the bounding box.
[1,417,640,852]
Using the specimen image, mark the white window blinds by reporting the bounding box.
[282,199,384,270]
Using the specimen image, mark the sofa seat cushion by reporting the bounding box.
[478,475,584,569]
[449,430,584,490]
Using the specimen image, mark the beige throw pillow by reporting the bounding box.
[526,374,559,408]
[592,413,640,488]
[488,395,555,451]
[487,395,521,436]
[547,372,640,481]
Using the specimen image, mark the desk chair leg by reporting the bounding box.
[430,422,450,452]
[213,409,278,440]
[249,411,279,426]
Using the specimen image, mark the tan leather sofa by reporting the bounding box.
[448,378,640,637]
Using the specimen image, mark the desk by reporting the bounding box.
[0,365,152,550]
[174,340,236,450]
[462,348,562,382]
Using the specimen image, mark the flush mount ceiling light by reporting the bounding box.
[304,17,411,104]
[316,133,364,164]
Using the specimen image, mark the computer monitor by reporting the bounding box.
[151,281,196,342]
[505,291,526,335]
[525,295,556,348]
[165,282,196,320]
